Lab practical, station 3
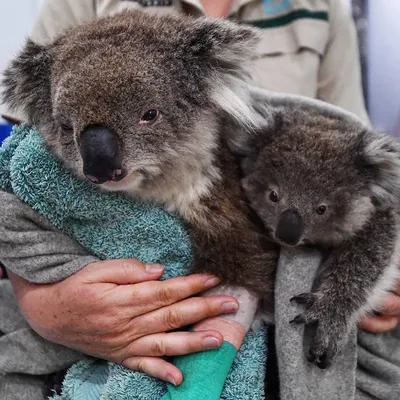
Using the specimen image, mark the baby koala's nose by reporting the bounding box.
[275,209,304,246]
[79,124,125,184]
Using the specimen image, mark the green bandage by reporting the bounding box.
[161,341,237,400]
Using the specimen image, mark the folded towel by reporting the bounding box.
[0,125,267,399]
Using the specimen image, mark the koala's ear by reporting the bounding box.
[187,19,263,129]
[228,109,283,155]
[227,115,283,176]
[189,19,260,76]
[357,130,400,205]
[2,39,52,124]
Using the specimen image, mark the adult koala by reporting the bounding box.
[3,11,278,297]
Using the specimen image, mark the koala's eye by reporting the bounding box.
[269,191,279,203]
[140,109,159,125]
[316,205,327,215]
[60,123,73,133]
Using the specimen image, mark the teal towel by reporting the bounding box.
[0,125,267,399]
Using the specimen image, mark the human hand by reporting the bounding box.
[9,259,239,385]
[359,282,400,333]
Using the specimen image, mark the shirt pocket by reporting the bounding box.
[255,19,329,58]
[250,19,330,96]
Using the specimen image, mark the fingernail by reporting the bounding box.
[204,276,220,288]
[167,375,177,386]
[221,302,239,313]
[145,264,164,273]
[203,336,222,349]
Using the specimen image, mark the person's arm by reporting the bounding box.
[8,262,238,386]
[317,0,369,123]
[0,191,237,385]
[30,0,97,45]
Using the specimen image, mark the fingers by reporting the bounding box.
[377,293,400,316]
[120,330,226,385]
[119,274,221,314]
[135,296,239,336]
[122,356,183,386]
[193,317,247,350]
[81,259,165,285]
[359,292,400,333]
[359,315,399,333]
[125,330,223,358]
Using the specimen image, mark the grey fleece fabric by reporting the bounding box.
[0,191,399,399]
[0,192,95,399]
[0,192,98,284]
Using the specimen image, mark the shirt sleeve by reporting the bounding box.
[30,0,97,44]
[0,191,98,284]
[317,0,370,124]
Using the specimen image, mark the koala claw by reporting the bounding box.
[307,347,332,369]
[290,291,343,368]
[307,335,339,370]
[289,311,319,325]
[289,292,321,324]
[290,292,316,306]
[289,314,306,324]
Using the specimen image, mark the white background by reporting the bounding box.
[368,1,400,133]
[0,0,41,122]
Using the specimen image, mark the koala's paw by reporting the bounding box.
[306,331,339,369]
[290,292,345,369]
[289,292,320,324]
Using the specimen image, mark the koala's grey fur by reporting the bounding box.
[232,93,400,368]
[1,11,278,298]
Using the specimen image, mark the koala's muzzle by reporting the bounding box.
[79,125,125,184]
[275,209,304,246]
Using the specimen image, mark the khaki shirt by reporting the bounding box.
[26,0,368,122]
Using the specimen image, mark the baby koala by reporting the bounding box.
[231,91,400,368]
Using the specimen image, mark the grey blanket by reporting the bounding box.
[0,192,399,399]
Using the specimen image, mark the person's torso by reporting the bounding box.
[94,0,331,97]
[30,0,332,99]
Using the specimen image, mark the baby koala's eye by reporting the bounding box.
[140,109,160,125]
[269,191,279,203]
[316,205,327,215]
[60,123,73,133]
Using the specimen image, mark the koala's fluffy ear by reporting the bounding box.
[187,19,263,129]
[2,39,52,125]
[189,19,259,77]
[358,130,400,205]
[227,109,284,172]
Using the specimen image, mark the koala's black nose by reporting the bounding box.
[275,209,304,246]
[79,125,125,184]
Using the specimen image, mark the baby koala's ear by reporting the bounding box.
[227,108,284,175]
[357,130,400,206]
[227,123,269,176]
[1,39,53,125]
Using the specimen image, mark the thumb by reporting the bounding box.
[81,259,164,285]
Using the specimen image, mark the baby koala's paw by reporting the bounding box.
[289,292,320,324]
[306,327,341,369]
[290,292,347,369]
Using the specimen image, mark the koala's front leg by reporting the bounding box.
[291,210,399,369]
